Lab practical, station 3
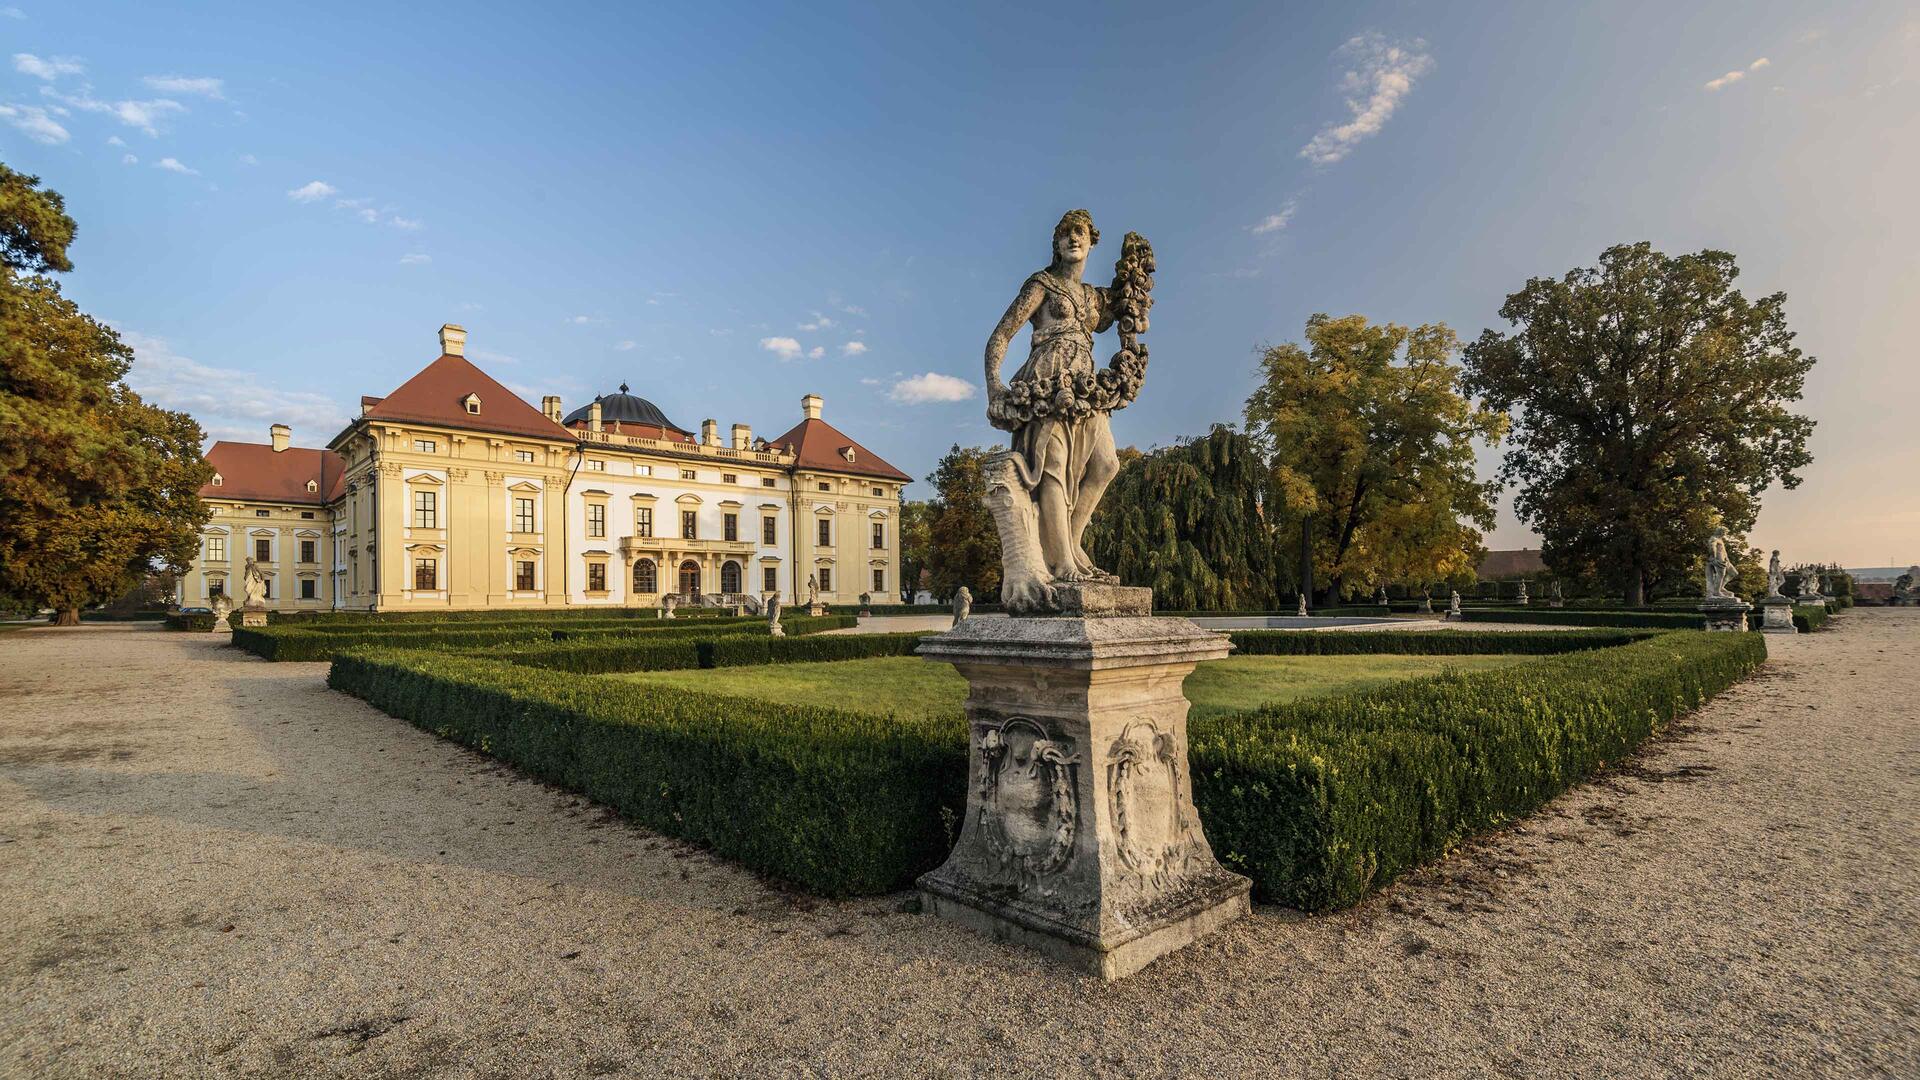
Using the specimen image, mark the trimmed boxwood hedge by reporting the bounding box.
[164,611,217,631]
[1456,608,1706,629]
[327,627,1764,905]
[328,649,966,896]
[233,617,780,662]
[1188,630,1765,910]
[480,616,871,673]
[1226,628,1656,655]
[1793,605,1831,633]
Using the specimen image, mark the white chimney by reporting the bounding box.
[701,419,719,447]
[439,323,467,357]
[542,395,562,422]
[588,400,603,433]
[731,423,752,450]
[802,394,823,421]
[270,424,291,453]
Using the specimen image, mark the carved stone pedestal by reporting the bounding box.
[1699,597,1751,632]
[1757,596,1797,634]
[239,607,268,628]
[807,603,826,617]
[916,585,1250,980]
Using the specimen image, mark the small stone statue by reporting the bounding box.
[1704,526,1734,600]
[1767,550,1785,598]
[982,209,1155,613]
[1374,586,1389,607]
[209,593,234,631]
[1516,580,1530,606]
[1296,594,1308,617]
[1549,580,1565,607]
[951,586,972,628]
[242,557,268,610]
[661,593,677,619]
[1448,590,1462,618]
[805,573,819,606]
[766,590,784,636]
[1420,588,1433,614]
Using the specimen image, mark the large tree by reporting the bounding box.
[922,445,1001,600]
[897,498,935,601]
[1,163,211,623]
[1462,243,1815,604]
[1245,314,1504,603]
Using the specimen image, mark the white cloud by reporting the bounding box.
[859,377,883,386]
[398,253,431,265]
[118,329,349,445]
[841,341,869,356]
[238,152,257,165]
[1250,198,1299,234]
[142,74,223,98]
[288,180,337,202]
[1706,58,1770,92]
[356,207,379,224]
[1299,34,1433,165]
[798,312,835,331]
[888,372,977,404]
[121,153,137,164]
[44,88,184,136]
[708,328,733,336]
[387,215,422,230]
[1749,57,1771,71]
[106,134,126,147]
[0,102,69,143]
[760,336,804,361]
[566,314,601,325]
[615,340,637,351]
[154,156,196,175]
[12,53,82,80]
[807,346,825,359]
[2,7,27,19]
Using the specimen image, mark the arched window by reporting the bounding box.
[678,560,701,597]
[720,560,742,594]
[632,558,657,594]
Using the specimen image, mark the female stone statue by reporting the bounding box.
[1704,526,1734,599]
[983,209,1153,608]
[241,557,267,608]
[1767,550,1785,597]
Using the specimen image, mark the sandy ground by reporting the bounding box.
[1,614,1915,1079]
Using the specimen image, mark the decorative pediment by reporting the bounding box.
[507,480,541,493]
[675,493,703,505]
[718,499,743,508]
[249,528,276,537]
[758,502,782,511]
[868,508,889,519]
[294,529,323,538]
[508,546,542,557]
[629,492,657,502]
[404,542,445,553]
[580,489,611,498]
[406,472,444,486]
[811,503,835,515]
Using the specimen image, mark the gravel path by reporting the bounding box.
[2,615,1915,1079]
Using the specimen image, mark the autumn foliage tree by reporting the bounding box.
[922,445,1001,600]
[1462,243,1815,605]
[0,162,212,624]
[1245,314,1504,603]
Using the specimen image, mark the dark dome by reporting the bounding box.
[563,383,686,432]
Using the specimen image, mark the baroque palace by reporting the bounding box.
[178,324,909,612]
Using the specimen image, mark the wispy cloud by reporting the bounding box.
[760,336,804,361]
[142,73,223,98]
[153,156,196,175]
[287,179,336,202]
[2,8,28,20]
[1250,198,1299,234]
[841,341,869,357]
[11,52,82,80]
[615,340,637,351]
[43,87,184,136]
[121,153,137,165]
[0,102,68,143]
[889,372,976,404]
[565,314,602,326]
[1299,33,1433,165]
[807,345,825,359]
[798,312,835,331]
[1705,57,1771,92]
[387,215,422,230]
[119,329,349,445]
[398,253,431,265]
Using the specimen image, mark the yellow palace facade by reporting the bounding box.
[179,325,909,613]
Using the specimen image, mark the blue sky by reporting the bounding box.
[4,1,1916,565]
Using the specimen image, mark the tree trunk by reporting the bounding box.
[1625,567,1645,607]
[1299,516,1313,611]
[55,607,81,626]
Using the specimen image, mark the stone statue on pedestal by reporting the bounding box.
[209,593,234,632]
[1374,586,1388,607]
[1704,527,1735,599]
[805,573,819,606]
[766,591,784,636]
[981,209,1153,615]
[1296,594,1308,617]
[950,586,972,628]
[1516,580,1530,606]
[1420,587,1433,614]
[239,557,269,627]
[1448,590,1463,619]
[1767,550,1785,598]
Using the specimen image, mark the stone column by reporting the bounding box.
[916,583,1250,980]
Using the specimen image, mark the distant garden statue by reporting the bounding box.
[950,585,972,628]
[765,590,783,636]
[1703,526,1735,599]
[983,209,1154,613]
[241,557,267,608]
[1767,550,1786,598]
[1448,589,1463,620]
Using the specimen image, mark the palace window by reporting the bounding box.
[300,540,317,563]
[207,577,225,598]
[817,567,832,592]
[723,513,738,542]
[255,538,272,562]
[516,450,535,464]
[586,459,606,472]
[635,465,653,477]
[414,439,436,453]
[762,516,776,545]
[872,487,884,497]
[722,473,737,485]
[680,468,697,480]
[301,578,317,600]
[635,507,653,537]
[516,561,536,591]
[514,497,535,533]
[261,577,272,599]
[633,559,657,593]
[680,510,698,539]
[414,557,437,591]
[721,560,742,594]
[817,482,831,492]
[587,504,606,538]
[873,568,885,593]
[206,536,225,562]
[256,509,270,517]
[301,511,315,519]
[817,519,831,547]
[762,478,776,488]
[764,566,777,592]
[413,490,437,529]
[871,522,885,550]
[587,563,607,592]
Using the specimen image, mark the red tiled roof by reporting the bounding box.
[200,442,345,504]
[1477,548,1548,579]
[360,354,572,441]
[766,416,911,482]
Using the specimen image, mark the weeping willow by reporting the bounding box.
[1083,425,1292,610]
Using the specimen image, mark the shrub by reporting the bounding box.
[164,611,216,631]
[1793,605,1831,633]
[1188,630,1766,910]
[706,631,929,669]
[234,618,772,662]
[489,616,866,673]
[328,649,967,896]
[1456,608,1705,629]
[1226,628,1654,656]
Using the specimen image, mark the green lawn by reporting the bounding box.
[603,653,1537,722]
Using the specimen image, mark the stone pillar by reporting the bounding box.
[1757,595,1797,634]
[1699,596,1752,632]
[916,583,1250,980]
